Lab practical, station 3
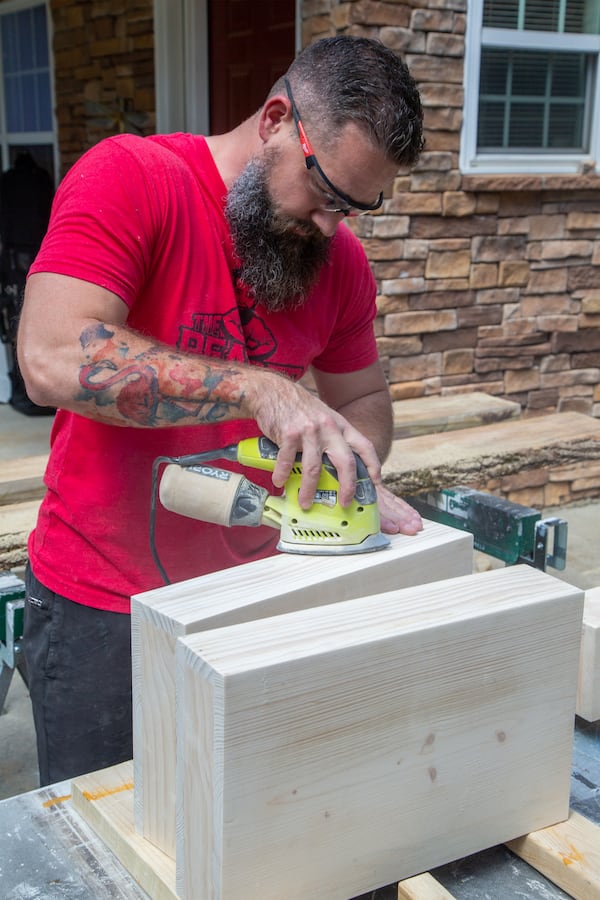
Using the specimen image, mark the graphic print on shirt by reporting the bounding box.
[177,303,304,379]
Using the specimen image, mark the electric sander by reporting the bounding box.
[151,436,389,582]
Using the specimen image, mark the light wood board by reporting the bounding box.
[577,587,600,722]
[176,566,583,900]
[507,810,600,900]
[71,761,177,900]
[132,522,473,858]
[397,873,456,899]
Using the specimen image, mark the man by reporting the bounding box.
[18,36,424,786]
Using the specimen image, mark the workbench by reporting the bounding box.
[1,718,598,899]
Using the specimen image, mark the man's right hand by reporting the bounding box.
[244,372,380,510]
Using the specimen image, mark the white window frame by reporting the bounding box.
[460,0,600,174]
[153,0,209,135]
[0,0,58,178]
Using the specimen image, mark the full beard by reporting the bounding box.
[224,154,332,312]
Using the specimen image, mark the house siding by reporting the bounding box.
[49,0,156,176]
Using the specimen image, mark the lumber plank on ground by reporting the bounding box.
[132,523,473,859]
[506,810,600,900]
[383,411,600,495]
[0,454,47,505]
[577,587,600,722]
[176,566,583,900]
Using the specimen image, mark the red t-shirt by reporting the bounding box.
[28,134,379,612]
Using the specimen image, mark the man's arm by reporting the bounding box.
[18,272,380,506]
[311,363,423,535]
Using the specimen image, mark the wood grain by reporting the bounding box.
[506,811,600,900]
[132,523,473,859]
[71,761,177,900]
[577,588,600,722]
[176,566,583,900]
[397,873,457,899]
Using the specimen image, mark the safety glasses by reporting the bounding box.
[284,77,384,218]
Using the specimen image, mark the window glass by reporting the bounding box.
[483,0,600,35]
[478,48,589,152]
[483,0,520,29]
[1,5,52,134]
[464,0,600,171]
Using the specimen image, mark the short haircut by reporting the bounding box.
[272,35,424,167]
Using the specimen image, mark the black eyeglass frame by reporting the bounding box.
[283,77,384,217]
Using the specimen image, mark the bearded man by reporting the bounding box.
[18,35,424,785]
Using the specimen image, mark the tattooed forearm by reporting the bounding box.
[77,322,247,427]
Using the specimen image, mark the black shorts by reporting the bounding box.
[23,565,133,786]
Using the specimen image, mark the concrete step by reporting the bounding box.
[0,454,48,505]
[393,392,521,438]
[384,411,600,507]
[0,499,40,570]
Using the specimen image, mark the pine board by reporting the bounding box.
[397,873,456,899]
[176,566,583,900]
[577,588,600,722]
[506,811,600,900]
[132,522,473,858]
[71,761,177,900]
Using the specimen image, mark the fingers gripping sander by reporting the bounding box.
[157,436,390,557]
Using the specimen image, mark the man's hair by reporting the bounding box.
[272,36,424,167]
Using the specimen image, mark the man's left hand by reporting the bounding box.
[376,484,423,536]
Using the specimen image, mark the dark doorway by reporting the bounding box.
[208,0,296,134]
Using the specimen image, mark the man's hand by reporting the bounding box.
[248,374,379,510]
[376,484,423,536]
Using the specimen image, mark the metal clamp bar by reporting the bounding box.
[530,517,568,572]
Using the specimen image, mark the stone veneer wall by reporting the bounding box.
[49,0,155,177]
[302,0,600,420]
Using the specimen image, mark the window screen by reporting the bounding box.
[478,49,589,151]
[483,0,600,34]
[0,3,54,181]
[476,0,599,156]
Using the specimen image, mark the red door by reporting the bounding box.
[208,0,296,134]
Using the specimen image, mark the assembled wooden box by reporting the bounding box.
[131,523,474,858]
[175,566,583,900]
